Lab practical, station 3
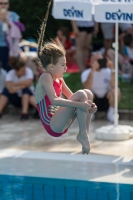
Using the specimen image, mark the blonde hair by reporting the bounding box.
[38,0,66,69]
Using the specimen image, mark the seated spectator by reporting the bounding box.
[107,33,133,79]
[0,0,24,71]
[0,57,37,120]
[101,22,133,54]
[0,61,7,98]
[81,54,121,122]
[123,33,133,63]
[56,27,79,73]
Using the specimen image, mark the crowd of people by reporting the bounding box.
[0,0,38,120]
[57,20,133,122]
[0,0,133,123]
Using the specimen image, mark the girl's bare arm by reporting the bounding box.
[62,78,73,99]
[41,73,90,111]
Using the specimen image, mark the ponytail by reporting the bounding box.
[37,0,65,70]
[38,0,52,58]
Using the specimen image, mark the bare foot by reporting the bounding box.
[77,133,91,155]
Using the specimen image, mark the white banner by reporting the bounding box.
[52,0,92,21]
[94,0,133,23]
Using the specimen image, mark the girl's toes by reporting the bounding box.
[82,147,90,155]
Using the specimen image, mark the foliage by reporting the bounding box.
[10,0,71,40]
[119,81,133,110]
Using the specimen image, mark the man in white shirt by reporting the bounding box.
[81,54,121,122]
[0,57,37,120]
[5,66,34,97]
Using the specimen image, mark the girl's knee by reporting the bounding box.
[83,89,93,100]
[77,90,88,101]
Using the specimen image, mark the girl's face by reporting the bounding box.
[16,66,26,77]
[52,56,67,79]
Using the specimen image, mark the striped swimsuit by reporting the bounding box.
[36,79,68,137]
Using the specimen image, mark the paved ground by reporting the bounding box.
[0,114,133,158]
[0,114,133,193]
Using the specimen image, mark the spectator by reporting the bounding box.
[0,57,37,120]
[81,54,121,122]
[123,33,133,62]
[0,61,7,98]
[0,0,23,71]
[57,27,74,49]
[101,22,133,54]
[107,49,124,75]
[71,19,99,72]
[107,33,133,78]
[56,27,79,73]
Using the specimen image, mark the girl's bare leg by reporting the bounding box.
[50,90,93,154]
[77,89,94,154]
[77,89,97,154]
[83,89,93,133]
[76,107,90,154]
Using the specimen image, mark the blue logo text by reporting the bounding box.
[63,7,83,18]
[103,0,132,2]
[105,10,133,21]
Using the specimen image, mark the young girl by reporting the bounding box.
[35,0,97,154]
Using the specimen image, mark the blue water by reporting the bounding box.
[0,175,132,200]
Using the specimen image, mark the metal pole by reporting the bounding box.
[114,22,118,126]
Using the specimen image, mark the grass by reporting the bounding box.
[119,81,133,110]
[64,73,133,110]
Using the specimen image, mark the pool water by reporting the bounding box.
[0,175,132,200]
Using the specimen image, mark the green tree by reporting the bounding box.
[10,0,71,41]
